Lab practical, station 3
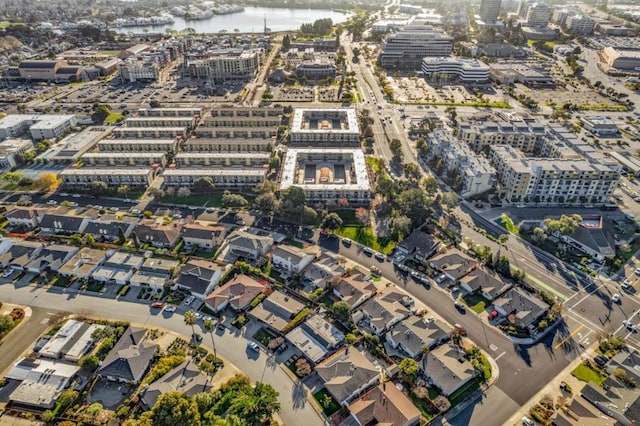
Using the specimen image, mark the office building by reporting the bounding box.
[421,57,490,82]
[185,49,263,83]
[0,114,77,141]
[477,0,502,25]
[524,2,551,27]
[565,14,595,35]
[379,26,453,69]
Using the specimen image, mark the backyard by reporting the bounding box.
[571,363,607,385]
[462,293,490,314]
[313,389,341,416]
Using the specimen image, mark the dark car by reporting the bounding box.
[594,355,608,367]
[454,302,466,312]
[191,333,203,344]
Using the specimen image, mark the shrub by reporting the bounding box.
[295,358,312,377]
[118,285,130,297]
[433,395,451,412]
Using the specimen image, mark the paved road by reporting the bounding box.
[0,285,324,426]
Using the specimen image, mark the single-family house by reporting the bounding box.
[58,248,108,279]
[181,223,227,249]
[492,288,549,331]
[97,326,157,384]
[271,245,315,274]
[7,358,80,409]
[6,207,42,230]
[141,359,213,409]
[429,249,478,284]
[355,287,414,336]
[133,220,183,249]
[25,244,79,273]
[0,240,43,270]
[303,252,346,289]
[581,376,640,426]
[606,349,640,386]
[248,290,305,332]
[173,259,224,299]
[129,257,179,290]
[286,314,345,363]
[333,273,378,308]
[92,252,144,285]
[316,346,380,406]
[422,344,478,396]
[396,230,440,263]
[386,316,452,358]
[225,229,273,261]
[458,268,511,301]
[38,319,104,361]
[83,215,138,242]
[39,211,95,235]
[203,274,265,313]
[343,382,421,426]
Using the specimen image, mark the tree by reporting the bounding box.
[389,139,403,161]
[433,395,451,412]
[416,137,429,156]
[441,192,459,211]
[3,171,23,184]
[148,187,165,200]
[86,402,103,419]
[89,180,108,196]
[91,103,111,123]
[278,186,307,220]
[494,255,511,277]
[422,176,439,196]
[390,215,412,240]
[321,212,343,230]
[398,357,419,382]
[355,207,369,226]
[403,162,421,182]
[530,227,547,244]
[0,315,14,334]
[203,318,217,362]
[476,246,492,265]
[79,354,100,370]
[184,310,198,344]
[41,410,55,422]
[295,358,312,377]
[57,389,79,411]
[302,206,318,225]
[397,188,431,227]
[193,177,215,194]
[117,185,130,198]
[151,391,201,426]
[254,192,278,216]
[117,226,126,244]
[221,191,249,208]
[332,301,352,322]
[544,214,582,235]
[34,172,58,190]
[254,180,277,194]
[17,195,32,206]
[149,100,161,108]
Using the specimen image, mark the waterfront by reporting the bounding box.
[111,6,352,34]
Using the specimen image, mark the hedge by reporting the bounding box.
[118,285,130,297]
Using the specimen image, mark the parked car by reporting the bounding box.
[454,302,465,312]
[185,295,195,305]
[164,305,177,313]
[487,310,498,320]
[623,320,638,332]
[342,238,352,246]
[46,200,57,205]
[247,341,260,352]
[375,252,385,262]
[363,247,373,256]
[612,293,621,304]
[594,355,608,367]
[151,302,165,309]
[191,333,203,344]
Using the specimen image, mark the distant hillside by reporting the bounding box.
[0,35,22,52]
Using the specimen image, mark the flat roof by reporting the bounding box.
[60,167,152,176]
[10,358,80,408]
[29,115,76,130]
[175,152,270,159]
[291,108,360,135]
[163,168,267,177]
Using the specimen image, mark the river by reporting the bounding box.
[111,6,352,34]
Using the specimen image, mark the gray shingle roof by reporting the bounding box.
[97,327,157,383]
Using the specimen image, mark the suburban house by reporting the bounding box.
[333,273,378,308]
[429,249,478,284]
[97,326,158,384]
[58,248,108,279]
[133,220,183,249]
[0,240,43,270]
[606,349,640,385]
[225,229,273,261]
[7,358,80,409]
[38,319,104,362]
[181,223,227,249]
[581,375,640,426]
[129,257,179,290]
[83,215,138,242]
[92,252,144,285]
[354,287,414,336]
[203,274,265,313]
[285,314,345,363]
[25,244,79,273]
[39,211,94,235]
[458,268,511,301]
[6,207,42,230]
[343,382,421,426]
[422,344,478,397]
[172,259,224,299]
[396,230,441,263]
[386,316,452,358]
[492,288,549,331]
[316,346,380,406]
[248,290,305,332]
[141,359,213,409]
[303,252,345,289]
[271,245,316,275]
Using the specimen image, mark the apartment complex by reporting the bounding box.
[490,145,621,203]
[289,108,360,145]
[0,114,77,141]
[379,26,453,69]
[456,117,546,153]
[59,168,155,189]
[421,57,490,82]
[430,131,496,197]
[185,48,263,83]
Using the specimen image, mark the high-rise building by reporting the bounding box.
[525,2,551,27]
[565,14,595,35]
[379,26,453,69]
[478,0,502,24]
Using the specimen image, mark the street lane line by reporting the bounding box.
[495,351,506,361]
[554,325,583,349]
[567,284,606,306]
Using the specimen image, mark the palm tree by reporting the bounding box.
[203,318,217,361]
[184,310,198,344]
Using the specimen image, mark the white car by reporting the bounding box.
[164,305,177,313]
[46,200,57,205]
[612,293,621,303]
[59,192,70,197]
[247,341,260,352]
[622,280,633,291]
[68,202,78,207]
[635,268,640,276]
[2,270,13,278]
[623,320,638,332]
[71,193,82,198]
[172,213,182,219]
[185,295,195,306]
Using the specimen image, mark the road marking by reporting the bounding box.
[489,344,498,351]
[495,351,506,361]
[520,271,568,301]
[567,284,606,307]
[555,325,583,349]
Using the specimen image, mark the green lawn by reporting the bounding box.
[252,327,276,347]
[104,112,123,124]
[462,293,490,314]
[161,194,210,206]
[449,376,482,406]
[313,389,341,416]
[0,21,24,28]
[408,391,436,420]
[571,364,607,385]
[193,249,216,259]
[333,226,395,254]
[496,214,519,235]
[334,209,360,226]
[365,157,384,174]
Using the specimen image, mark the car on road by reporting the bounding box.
[622,280,633,292]
[71,193,81,198]
[46,200,57,205]
[151,302,165,309]
[164,305,177,312]
[363,247,373,256]
[635,268,640,276]
[612,293,621,304]
[247,341,260,352]
[623,320,637,332]
[172,213,182,219]
[205,207,215,213]
[454,302,465,312]
[185,295,195,305]
[594,355,608,367]
[342,238,352,246]
[374,252,385,262]
[522,416,535,426]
